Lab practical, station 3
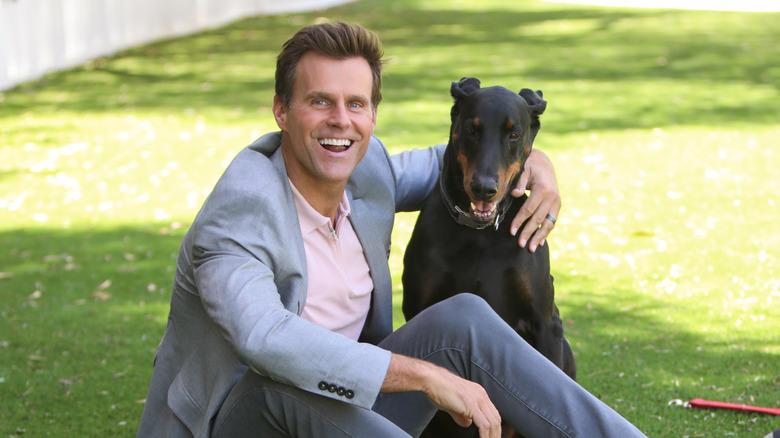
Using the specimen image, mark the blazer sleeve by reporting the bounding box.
[189,147,392,409]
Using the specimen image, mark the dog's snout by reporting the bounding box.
[470,176,499,201]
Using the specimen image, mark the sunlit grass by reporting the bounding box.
[1,0,778,436]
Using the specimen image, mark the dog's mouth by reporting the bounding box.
[469,200,499,224]
[319,138,354,153]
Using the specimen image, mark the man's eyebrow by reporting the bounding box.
[303,91,370,105]
[303,91,332,102]
[347,94,370,105]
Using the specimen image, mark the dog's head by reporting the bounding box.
[446,77,546,227]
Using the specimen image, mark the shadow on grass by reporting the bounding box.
[2,228,778,435]
[552,270,779,436]
[0,225,184,436]
[3,0,778,133]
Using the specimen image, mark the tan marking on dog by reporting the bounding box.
[496,161,522,203]
[452,133,459,142]
[457,150,476,200]
[524,145,531,157]
[473,117,480,128]
[506,119,515,130]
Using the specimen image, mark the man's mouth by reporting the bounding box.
[319,138,353,153]
[469,200,498,223]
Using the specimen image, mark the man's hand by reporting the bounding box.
[509,149,561,252]
[382,354,502,438]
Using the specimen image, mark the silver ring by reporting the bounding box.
[545,213,557,225]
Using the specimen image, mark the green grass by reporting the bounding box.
[1,0,778,436]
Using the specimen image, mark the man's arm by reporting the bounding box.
[191,148,392,409]
[389,143,447,212]
[382,354,502,438]
[509,149,561,252]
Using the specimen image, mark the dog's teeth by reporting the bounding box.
[471,202,477,211]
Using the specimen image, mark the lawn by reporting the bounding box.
[1,0,778,436]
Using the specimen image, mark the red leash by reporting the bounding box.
[688,398,780,416]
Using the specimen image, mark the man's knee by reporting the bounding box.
[425,293,501,334]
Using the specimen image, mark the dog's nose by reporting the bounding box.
[470,177,498,201]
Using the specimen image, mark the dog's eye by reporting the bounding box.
[509,132,520,141]
[465,127,475,136]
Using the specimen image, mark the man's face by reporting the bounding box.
[274,52,377,195]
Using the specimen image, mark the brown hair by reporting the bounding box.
[275,22,384,109]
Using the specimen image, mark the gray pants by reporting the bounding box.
[212,294,646,438]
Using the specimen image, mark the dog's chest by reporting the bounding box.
[430,229,525,288]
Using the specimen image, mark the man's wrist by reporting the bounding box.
[381,353,441,394]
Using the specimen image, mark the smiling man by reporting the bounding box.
[137,22,646,438]
[276,52,376,224]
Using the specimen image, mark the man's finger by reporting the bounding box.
[515,192,549,247]
[471,397,501,438]
[526,204,560,252]
[474,410,501,438]
[449,412,473,428]
[511,191,542,241]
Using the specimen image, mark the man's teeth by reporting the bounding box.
[319,138,352,146]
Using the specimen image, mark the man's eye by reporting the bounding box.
[349,102,364,109]
[313,99,328,106]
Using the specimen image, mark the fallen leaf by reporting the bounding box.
[91,291,112,301]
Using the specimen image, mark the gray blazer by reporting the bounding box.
[137,132,445,437]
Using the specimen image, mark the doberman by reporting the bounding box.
[402,77,576,438]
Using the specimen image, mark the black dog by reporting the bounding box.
[402,77,576,438]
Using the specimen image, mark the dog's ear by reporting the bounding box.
[519,89,547,116]
[450,78,481,121]
[519,89,546,143]
[451,77,481,99]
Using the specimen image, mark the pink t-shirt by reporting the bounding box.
[289,182,373,340]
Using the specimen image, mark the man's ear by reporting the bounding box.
[272,95,287,130]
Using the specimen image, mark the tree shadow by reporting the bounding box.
[550,270,779,436]
[0,225,184,436]
[3,222,777,436]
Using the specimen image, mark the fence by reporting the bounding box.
[0,0,353,91]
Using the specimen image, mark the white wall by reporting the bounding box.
[0,0,354,91]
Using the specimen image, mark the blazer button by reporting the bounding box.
[336,387,346,396]
[345,390,355,399]
[318,381,328,391]
[328,384,338,393]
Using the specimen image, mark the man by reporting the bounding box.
[137,22,646,438]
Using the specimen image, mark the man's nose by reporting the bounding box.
[326,104,351,128]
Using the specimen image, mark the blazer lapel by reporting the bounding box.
[270,147,309,315]
[348,191,394,344]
